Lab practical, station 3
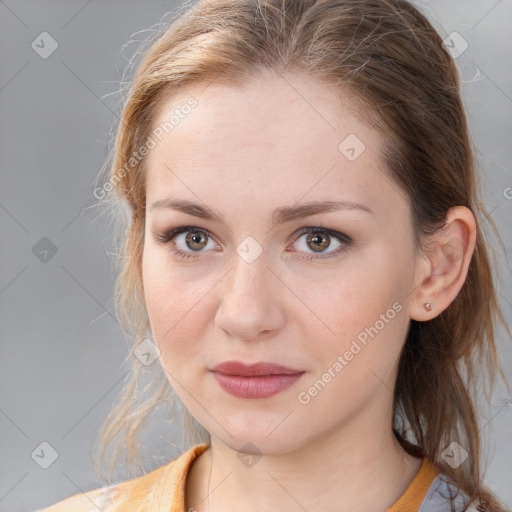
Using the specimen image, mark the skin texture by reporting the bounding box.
[142,72,477,512]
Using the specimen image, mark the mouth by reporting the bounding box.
[210,360,305,399]
[210,360,304,376]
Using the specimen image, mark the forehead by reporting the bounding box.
[144,73,406,218]
[148,73,376,160]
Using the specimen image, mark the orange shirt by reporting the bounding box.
[387,457,439,512]
[36,443,439,512]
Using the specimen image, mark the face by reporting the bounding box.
[142,72,421,454]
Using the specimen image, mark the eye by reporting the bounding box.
[152,225,353,261]
[289,227,352,260]
[152,226,218,260]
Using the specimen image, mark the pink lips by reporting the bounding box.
[210,361,305,399]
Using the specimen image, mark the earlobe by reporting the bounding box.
[416,300,434,321]
[410,298,437,322]
[409,206,477,322]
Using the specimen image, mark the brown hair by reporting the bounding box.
[90,1,511,510]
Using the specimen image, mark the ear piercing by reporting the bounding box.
[424,302,432,312]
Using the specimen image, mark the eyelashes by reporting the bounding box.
[152,225,353,261]
[153,226,218,260]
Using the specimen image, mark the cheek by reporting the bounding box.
[142,247,215,355]
[301,248,408,371]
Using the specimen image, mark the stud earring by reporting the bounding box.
[424,302,432,312]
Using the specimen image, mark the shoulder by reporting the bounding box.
[34,443,210,512]
[419,475,481,512]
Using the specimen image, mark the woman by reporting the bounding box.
[38,0,510,511]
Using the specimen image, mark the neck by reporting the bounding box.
[186,404,423,512]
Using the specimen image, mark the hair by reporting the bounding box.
[89,1,511,510]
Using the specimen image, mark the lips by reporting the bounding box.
[210,360,304,376]
[210,361,306,399]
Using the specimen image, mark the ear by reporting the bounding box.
[408,206,477,321]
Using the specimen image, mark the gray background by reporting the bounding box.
[0,1,511,511]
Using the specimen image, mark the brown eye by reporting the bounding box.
[291,227,353,261]
[154,225,352,262]
[152,226,217,260]
[185,230,209,251]
[305,232,331,252]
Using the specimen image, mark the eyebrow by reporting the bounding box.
[149,198,373,229]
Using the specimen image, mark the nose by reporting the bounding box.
[215,249,285,341]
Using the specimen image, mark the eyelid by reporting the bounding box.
[151,225,214,245]
[292,226,352,244]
